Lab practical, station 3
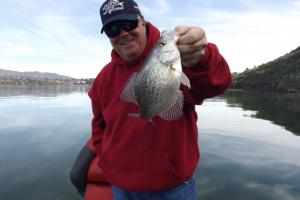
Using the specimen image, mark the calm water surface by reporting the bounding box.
[0,87,299,200]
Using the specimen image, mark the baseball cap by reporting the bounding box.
[100,0,141,33]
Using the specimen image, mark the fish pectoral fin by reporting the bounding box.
[120,73,138,104]
[158,90,184,121]
[181,72,191,89]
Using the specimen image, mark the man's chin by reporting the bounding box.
[121,52,140,62]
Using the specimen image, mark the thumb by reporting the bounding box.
[174,25,189,36]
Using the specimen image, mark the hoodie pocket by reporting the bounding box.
[99,152,184,192]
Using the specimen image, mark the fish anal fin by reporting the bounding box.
[158,90,184,121]
[128,113,156,126]
[128,113,140,118]
[120,73,137,104]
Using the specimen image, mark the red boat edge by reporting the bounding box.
[70,137,113,200]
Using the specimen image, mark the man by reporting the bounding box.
[88,0,232,199]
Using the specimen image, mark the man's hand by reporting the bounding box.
[175,25,208,67]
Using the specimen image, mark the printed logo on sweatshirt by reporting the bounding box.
[103,0,124,15]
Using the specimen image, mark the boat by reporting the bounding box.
[70,138,113,200]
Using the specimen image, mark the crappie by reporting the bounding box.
[120,30,191,121]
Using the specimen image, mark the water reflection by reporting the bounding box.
[0,85,89,97]
[224,91,300,136]
[196,133,300,200]
[0,89,90,200]
[0,88,299,200]
[196,93,300,200]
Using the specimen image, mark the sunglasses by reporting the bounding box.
[103,20,139,38]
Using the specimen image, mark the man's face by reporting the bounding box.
[108,19,147,62]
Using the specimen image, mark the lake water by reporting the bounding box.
[0,87,299,200]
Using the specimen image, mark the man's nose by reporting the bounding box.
[119,28,130,37]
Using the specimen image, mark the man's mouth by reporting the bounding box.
[119,39,134,46]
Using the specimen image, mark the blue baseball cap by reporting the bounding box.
[100,0,142,33]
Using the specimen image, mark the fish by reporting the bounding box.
[120,30,191,121]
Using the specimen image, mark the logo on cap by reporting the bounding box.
[103,0,124,15]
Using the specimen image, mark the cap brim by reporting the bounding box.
[100,14,139,33]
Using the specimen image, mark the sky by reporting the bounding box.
[1,0,300,78]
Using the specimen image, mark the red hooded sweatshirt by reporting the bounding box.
[88,22,231,192]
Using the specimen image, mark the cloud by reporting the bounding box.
[1,0,300,77]
[0,11,110,78]
[292,0,300,7]
[139,0,171,18]
[210,10,300,72]
[160,2,300,73]
[137,0,300,73]
[0,0,111,78]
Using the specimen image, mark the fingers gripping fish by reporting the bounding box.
[120,30,191,121]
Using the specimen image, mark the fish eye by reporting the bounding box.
[159,40,166,47]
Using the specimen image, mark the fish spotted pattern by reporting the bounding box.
[120,30,191,121]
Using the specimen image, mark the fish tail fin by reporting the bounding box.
[158,90,184,120]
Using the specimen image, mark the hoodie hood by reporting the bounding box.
[110,22,160,67]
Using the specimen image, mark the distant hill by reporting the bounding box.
[232,46,300,92]
[0,68,73,80]
[0,68,94,86]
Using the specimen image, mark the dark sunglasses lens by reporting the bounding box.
[122,20,138,32]
[104,20,139,38]
[104,24,120,38]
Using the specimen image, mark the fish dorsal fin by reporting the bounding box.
[158,90,184,121]
[120,73,137,104]
[181,72,191,89]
